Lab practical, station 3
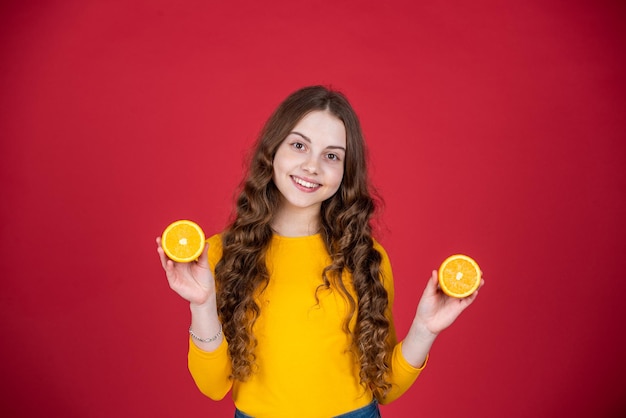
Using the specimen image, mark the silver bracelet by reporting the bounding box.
[189,325,222,343]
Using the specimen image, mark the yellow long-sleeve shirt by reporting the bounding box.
[188,233,425,417]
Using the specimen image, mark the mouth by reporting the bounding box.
[291,176,321,190]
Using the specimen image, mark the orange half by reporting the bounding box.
[161,220,206,263]
[438,254,482,298]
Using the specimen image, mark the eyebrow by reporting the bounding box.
[291,131,346,152]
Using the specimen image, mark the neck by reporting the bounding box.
[271,205,321,237]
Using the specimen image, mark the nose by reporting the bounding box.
[301,155,318,174]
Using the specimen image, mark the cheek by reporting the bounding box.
[330,166,345,187]
[272,150,287,174]
[273,147,296,170]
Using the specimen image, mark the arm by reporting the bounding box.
[401,270,483,368]
[373,242,427,404]
[375,243,483,403]
[156,235,232,398]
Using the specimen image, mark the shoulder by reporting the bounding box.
[206,233,223,270]
[372,238,391,268]
[372,238,394,289]
[372,238,389,259]
[207,233,223,248]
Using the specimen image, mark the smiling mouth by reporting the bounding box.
[291,176,321,189]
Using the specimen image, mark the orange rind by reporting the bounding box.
[161,220,206,263]
[438,254,482,298]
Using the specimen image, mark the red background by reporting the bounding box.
[1,1,625,417]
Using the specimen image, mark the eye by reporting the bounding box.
[291,142,305,151]
[326,153,341,161]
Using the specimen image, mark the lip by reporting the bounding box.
[290,175,321,192]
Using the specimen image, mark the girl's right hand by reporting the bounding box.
[156,237,215,307]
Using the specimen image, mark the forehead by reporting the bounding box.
[291,110,347,148]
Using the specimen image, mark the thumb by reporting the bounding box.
[196,240,210,268]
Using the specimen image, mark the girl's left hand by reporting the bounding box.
[414,270,484,336]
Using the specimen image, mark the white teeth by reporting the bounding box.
[293,177,319,188]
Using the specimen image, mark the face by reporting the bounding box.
[272,110,347,216]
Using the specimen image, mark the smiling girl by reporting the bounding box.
[156,86,482,418]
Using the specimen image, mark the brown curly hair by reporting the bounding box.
[215,85,393,399]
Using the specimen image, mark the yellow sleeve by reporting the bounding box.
[188,336,233,400]
[187,234,233,400]
[206,233,223,272]
[374,241,428,404]
[381,343,428,404]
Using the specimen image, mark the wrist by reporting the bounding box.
[401,321,437,369]
[189,297,217,314]
[408,320,438,344]
[189,292,219,322]
[189,324,222,343]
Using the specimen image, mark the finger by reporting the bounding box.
[196,241,210,268]
[161,254,176,274]
[156,237,181,273]
[462,287,481,305]
[474,279,485,295]
[422,270,439,297]
[156,238,170,270]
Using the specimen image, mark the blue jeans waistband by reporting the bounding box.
[234,399,380,418]
[334,399,381,418]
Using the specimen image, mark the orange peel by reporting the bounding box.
[161,220,206,263]
[438,254,482,298]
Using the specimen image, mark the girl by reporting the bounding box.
[156,86,482,417]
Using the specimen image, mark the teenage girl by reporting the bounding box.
[156,86,483,418]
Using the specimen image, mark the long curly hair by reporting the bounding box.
[215,85,393,399]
